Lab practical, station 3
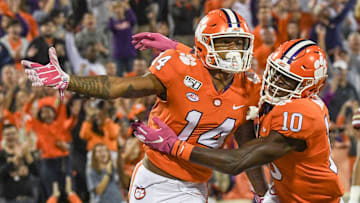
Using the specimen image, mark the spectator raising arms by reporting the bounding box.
[26,96,77,201]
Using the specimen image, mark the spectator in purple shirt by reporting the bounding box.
[108,1,137,77]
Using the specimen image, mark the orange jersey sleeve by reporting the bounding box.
[149,49,181,88]
[259,98,344,202]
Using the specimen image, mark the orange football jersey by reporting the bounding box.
[259,97,344,202]
[146,49,261,182]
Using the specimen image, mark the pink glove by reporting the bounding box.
[22,47,69,101]
[131,117,179,154]
[132,32,178,52]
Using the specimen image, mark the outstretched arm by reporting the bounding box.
[67,73,165,99]
[189,130,304,175]
[22,48,166,100]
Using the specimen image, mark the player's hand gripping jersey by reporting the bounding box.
[259,97,344,203]
[147,49,261,182]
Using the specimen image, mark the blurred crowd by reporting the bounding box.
[0,0,359,202]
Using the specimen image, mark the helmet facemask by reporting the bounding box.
[261,57,316,105]
[198,32,254,73]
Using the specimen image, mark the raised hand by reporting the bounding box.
[22,47,69,101]
[131,117,179,154]
[132,32,178,52]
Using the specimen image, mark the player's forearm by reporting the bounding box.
[68,75,160,99]
[68,75,112,99]
[190,139,273,175]
[246,167,268,196]
[189,135,290,176]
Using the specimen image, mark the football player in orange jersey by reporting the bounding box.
[132,39,346,203]
[22,9,269,202]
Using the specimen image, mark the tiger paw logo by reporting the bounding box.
[134,187,146,200]
[179,53,197,66]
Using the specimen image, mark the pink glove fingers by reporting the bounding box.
[133,131,146,142]
[43,77,62,85]
[152,117,169,129]
[134,42,145,50]
[35,65,56,74]
[130,120,142,129]
[132,32,153,41]
[38,70,60,79]
[49,47,60,67]
[21,60,44,69]
[24,69,36,77]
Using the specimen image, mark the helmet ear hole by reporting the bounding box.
[305,80,312,86]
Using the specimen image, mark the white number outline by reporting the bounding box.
[282,112,303,132]
[178,110,236,148]
[155,55,172,70]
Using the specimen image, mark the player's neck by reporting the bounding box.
[209,70,234,92]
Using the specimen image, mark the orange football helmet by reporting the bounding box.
[194,9,254,73]
[261,39,328,105]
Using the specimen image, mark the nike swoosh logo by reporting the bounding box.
[233,104,245,110]
[146,136,164,144]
